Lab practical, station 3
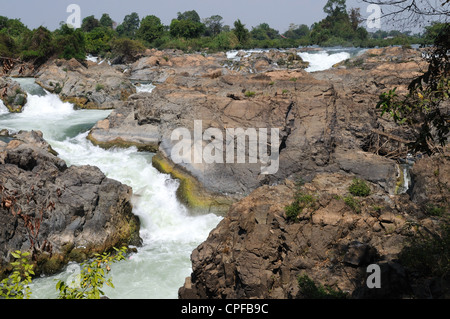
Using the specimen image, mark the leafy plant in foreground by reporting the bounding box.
[56,246,127,299]
[0,251,34,299]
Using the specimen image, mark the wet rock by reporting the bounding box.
[34,58,136,109]
[0,130,142,277]
[0,77,28,112]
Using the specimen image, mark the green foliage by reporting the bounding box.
[81,15,100,33]
[138,15,164,44]
[99,14,114,29]
[425,204,447,217]
[297,274,347,299]
[344,195,361,213]
[323,0,347,16]
[283,24,310,40]
[0,32,17,57]
[170,19,205,39]
[233,19,250,46]
[376,23,449,155]
[95,83,104,92]
[111,38,145,61]
[0,251,34,299]
[203,15,224,37]
[53,24,86,60]
[84,26,114,56]
[177,10,201,23]
[250,23,279,41]
[56,247,127,299]
[22,26,54,63]
[285,190,316,222]
[117,12,140,39]
[399,224,450,279]
[244,91,256,97]
[348,178,371,197]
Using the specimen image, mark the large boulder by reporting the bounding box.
[0,130,141,277]
[178,172,447,299]
[87,47,426,213]
[34,58,136,109]
[0,77,27,112]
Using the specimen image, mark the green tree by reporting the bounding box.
[203,15,224,37]
[376,23,449,155]
[250,23,279,40]
[117,12,140,38]
[137,15,164,44]
[53,23,86,60]
[169,19,205,39]
[99,13,114,29]
[111,37,145,62]
[177,10,201,23]
[233,19,250,46]
[85,26,115,55]
[283,23,310,39]
[21,26,54,63]
[81,15,100,32]
[323,0,347,16]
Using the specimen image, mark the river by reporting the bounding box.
[0,48,356,299]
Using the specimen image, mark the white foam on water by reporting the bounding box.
[134,83,156,93]
[0,79,222,299]
[298,51,351,72]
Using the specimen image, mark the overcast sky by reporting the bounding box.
[1,0,374,32]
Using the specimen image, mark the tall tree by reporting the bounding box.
[138,15,164,43]
[203,15,224,37]
[99,13,113,29]
[177,10,201,23]
[233,19,250,45]
[250,23,279,40]
[323,0,347,16]
[81,15,100,32]
[363,0,449,154]
[170,10,205,38]
[117,12,140,38]
[349,8,362,30]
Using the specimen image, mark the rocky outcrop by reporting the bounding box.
[87,47,425,212]
[129,49,228,83]
[0,130,142,277]
[0,77,28,112]
[34,58,136,109]
[224,49,310,73]
[179,170,448,299]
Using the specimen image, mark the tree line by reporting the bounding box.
[0,0,446,66]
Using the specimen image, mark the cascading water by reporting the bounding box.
[0,78,222,299]
[297,47,366,72]
[225,47,366,73]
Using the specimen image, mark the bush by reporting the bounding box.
[399,224,450,279]
[348,178,371,197]
[0,251,34,299]
[344,195,361,213]
[56,246,127,299]
[285,192,316,222]
[297,274,347,299]
[111,38,145,62]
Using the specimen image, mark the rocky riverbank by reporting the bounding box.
[0,130,141,277]
[85,46,426,211]
[1,46,447,298]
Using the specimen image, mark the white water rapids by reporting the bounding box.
[0,79,221,299]
[0,49,360,298]
[226,46,366,72]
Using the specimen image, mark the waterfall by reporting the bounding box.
[0,78,222,299]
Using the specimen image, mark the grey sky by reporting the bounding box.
[1,0,371,32]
